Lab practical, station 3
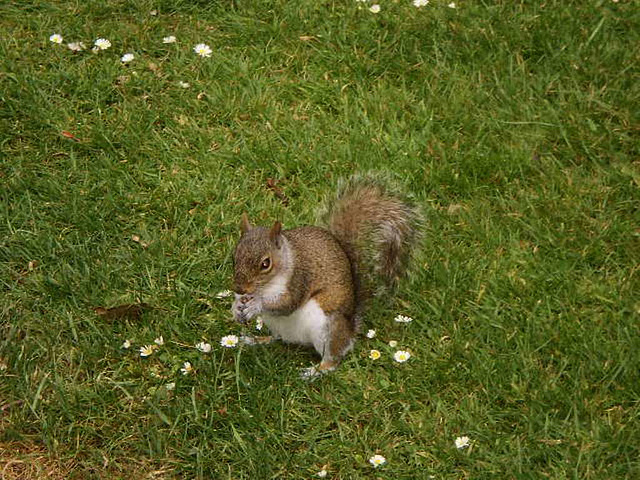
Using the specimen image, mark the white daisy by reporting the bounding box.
[94,38,112,50]
[49,33,63,44]
[180,361,193,375]
[366,329,376,338]
[162,35,177,44]
[388,340,398,348]
[317,470,328,478]
[178,81,191,89]
[220,335,239,348]
[193,43,212,58]
[413,0,430,7]
[121,53,134,63]
[139,345,155,357]
[369,349,381,360]
[393,350,411,363]
[154,336,164,346]
[122,339,131,349]
[165,382,176,391]
[448,2,456,8]
[67,42,86,52]
[255,317,264,331]
[394,314,413,323]
[369,4,381,13]
[369,454,386,467]
[215,289,233,299]
[455,436,470,449]
[196,341,212,353]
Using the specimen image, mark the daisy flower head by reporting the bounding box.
[122,339,131,349]
[49,33,63,44]
[94,38,112,50]
[369,454,386,467]
[455,436,471,449]
[388,340,398,348]
[67,42,86,52]
[413,0,430,7]
[140,344,155,357]
[366,329,376,339]
[165,382,176,391]
[369,349,381,360]
[369,4,381,13]
[220,334,239,348]
[154,336,164,346]
[162,35,177,44]
[393,350,411,363]
[194,43,212,58]
[448,2,456,8]
[255,316,264,331]
[394,314,413,324]
[196,341,212,353]
[121,53,134,63]
[317,470,328,478]
[180,361,193,375]
[178,81,191,89]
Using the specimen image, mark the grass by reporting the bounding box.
[1,0,639,478]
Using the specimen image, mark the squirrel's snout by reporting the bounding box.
[233,282,253,296]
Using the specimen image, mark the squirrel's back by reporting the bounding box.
[322,174,422,307]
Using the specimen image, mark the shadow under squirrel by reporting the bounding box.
[232,174,422,379]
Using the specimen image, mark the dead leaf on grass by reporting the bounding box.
[266,178,289,206]
[92,303,150,321]
[60,131,83,142]
[1,400,24,412]
[131,234,149,248]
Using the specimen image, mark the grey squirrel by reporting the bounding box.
[231,175,422,378]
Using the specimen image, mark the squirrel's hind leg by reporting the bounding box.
[300,312,355,381]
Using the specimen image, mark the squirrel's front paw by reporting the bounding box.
[232,294,261,323]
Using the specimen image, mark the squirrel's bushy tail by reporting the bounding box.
[322,173,422,307]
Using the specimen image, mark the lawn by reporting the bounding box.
[1,0,639,478]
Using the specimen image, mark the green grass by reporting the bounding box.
[1,0,639,478]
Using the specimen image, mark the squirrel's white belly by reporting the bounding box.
[261,299,329,356]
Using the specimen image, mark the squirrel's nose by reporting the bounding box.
[234,283,252,296]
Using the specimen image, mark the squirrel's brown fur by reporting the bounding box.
[324,174,422,312]
[231,174,421,378]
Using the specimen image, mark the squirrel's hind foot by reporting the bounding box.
[299,366,326,381]
[299,360,338,381]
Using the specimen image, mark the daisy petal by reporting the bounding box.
[220,335,239,348]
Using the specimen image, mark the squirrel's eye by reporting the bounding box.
[260,258,271,271]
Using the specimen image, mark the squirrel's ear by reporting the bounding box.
[241,213,252,234]
[269,221,283,248]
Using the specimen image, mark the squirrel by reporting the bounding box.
[231,174,422,379]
